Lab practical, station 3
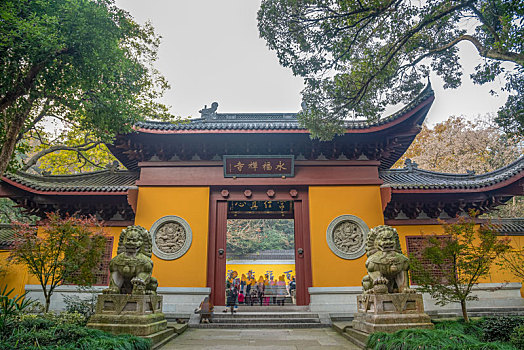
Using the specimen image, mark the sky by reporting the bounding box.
[115,0,513,126]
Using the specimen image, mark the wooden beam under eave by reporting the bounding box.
[380,186,392,211]
[127,186,138,214]
[0,182,26,198]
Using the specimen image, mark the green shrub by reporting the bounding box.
[482,316,524,342]
[0,314,151,350]
[511,324,524,350]
[62,287,98,324]
[367,325,515,350]
[0,285,34,330]
[433,318,484,338]
[45,311,86,326]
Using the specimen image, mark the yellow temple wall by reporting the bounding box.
[226,263,295,282]
[308,185,384,287]
[393,224,524,296]
[0,250,28,297]
[1,226,124,294]
[134,186,210,288]
[25,226,125,286]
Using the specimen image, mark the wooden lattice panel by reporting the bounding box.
[406,235,451,285]
[94,237,113,286]
[65,236,113,286]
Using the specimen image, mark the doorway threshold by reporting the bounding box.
[218,305,309,312]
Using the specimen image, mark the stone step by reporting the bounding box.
[426,307,524,318]
[468,311,524,317]
[330,313,355,322]
[227,305,310,312]
[332,322,368,349]
[212,317,321,324]
[213,312,318,319]
[428,306,524,314]
[193,322,329,329]
[429,313,459,319]
[149,328,177,350]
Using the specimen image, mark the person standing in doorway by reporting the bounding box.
[226,285,238,314]
[289,276,296,304]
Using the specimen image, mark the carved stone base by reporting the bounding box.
[87,294,169,338]
[352,293,434,333]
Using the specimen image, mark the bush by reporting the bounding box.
[511,324,524,350]
[0,285,34,330]
[482,316,524,342]
[367,319,516,350]
[434,318,484,338]
[0,314,150,350]
[62,287,98,324]
[18,311,86,327]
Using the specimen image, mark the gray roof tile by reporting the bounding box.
[3,170,138,193]
[0,224,16,249]
[228,249,295,261]
[380,157,524,190]
[490,218,524,235]
[136,84,434,132]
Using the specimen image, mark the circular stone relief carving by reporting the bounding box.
[326,215,369,259]
[150,216,192,260]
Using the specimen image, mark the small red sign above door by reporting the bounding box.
[223,155,294,177]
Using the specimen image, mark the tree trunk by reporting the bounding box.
[45,293,51,313]
[460,299,469,322]
[0,112,28,177]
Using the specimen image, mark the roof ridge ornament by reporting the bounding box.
[105,160,120,172]
[404,158,418,172]
[199,102,218,120]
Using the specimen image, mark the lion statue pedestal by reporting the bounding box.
[345,226,433,348]
[87,226,178,347]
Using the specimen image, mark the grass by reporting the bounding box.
[0,315,151,350]
[367,319,516,350]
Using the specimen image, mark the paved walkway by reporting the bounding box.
[162,328,359,349]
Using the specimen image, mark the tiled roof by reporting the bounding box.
[490,218,524,235]
[380,157,524,191]
[135,84,434,132]
[228,249,295,261]
[0,224,16,249]
[2,170,138,193]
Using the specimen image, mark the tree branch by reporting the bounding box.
[22,141,102,171]
[431,34,524,65]
[339,0,478,109]
[16,99,52,142]
[468,4,500,43]
[0,47,72,114]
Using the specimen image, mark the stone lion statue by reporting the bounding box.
[361,225,414,294]
[103,225,158,295]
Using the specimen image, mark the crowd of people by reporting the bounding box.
[225,271,296,313]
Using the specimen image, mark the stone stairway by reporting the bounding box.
[192,306,329,329]
[427,306,524,319]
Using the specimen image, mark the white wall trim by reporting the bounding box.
[308,282,523,314]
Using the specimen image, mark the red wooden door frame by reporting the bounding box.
[206,186,312,306]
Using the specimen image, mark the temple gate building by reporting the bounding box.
[1,84,523,315]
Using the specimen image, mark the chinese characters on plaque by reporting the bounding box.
[228,200,293,216]
[223,155,294,178]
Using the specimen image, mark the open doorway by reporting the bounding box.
[207,188,311,307]
[226,218,296,307]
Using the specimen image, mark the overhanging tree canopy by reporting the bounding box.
[258,0,523,140]
[0,0,175,176]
